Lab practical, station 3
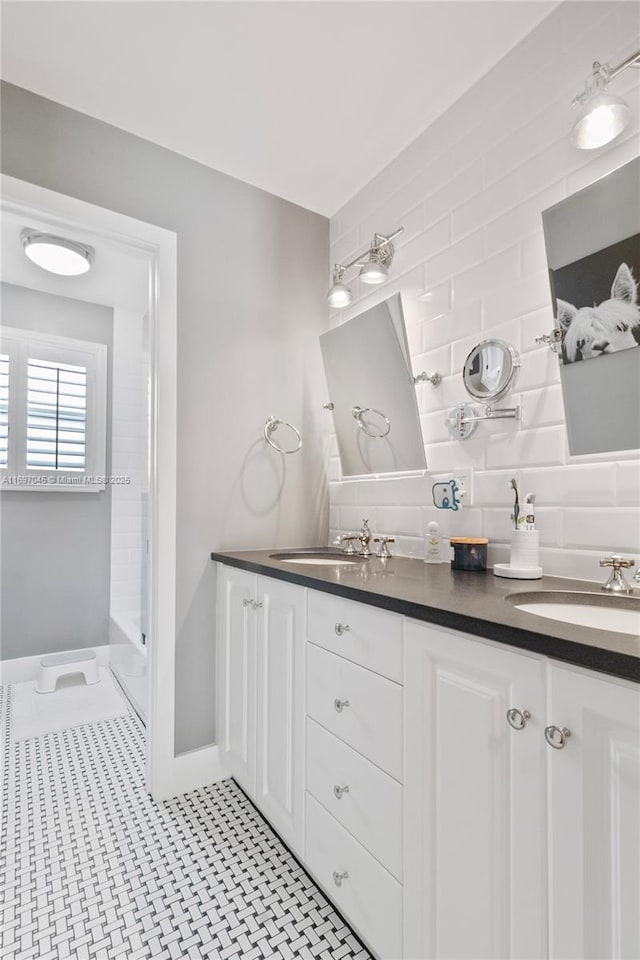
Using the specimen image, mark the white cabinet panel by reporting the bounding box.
[255,577,306,856]
[217,565,257,795]
[306,717,403,881]
[308,590,403,682]
[404,620,547,960]
[547,664,640,960]
[305,793,403,960]
[307,642,403,781]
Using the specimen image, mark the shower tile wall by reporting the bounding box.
[110,308,149,628]
[327,1,640,580]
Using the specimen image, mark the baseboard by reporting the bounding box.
[0,644,112,684]
[151,744,230,801]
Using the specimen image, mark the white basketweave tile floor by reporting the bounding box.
[0,684,371,960]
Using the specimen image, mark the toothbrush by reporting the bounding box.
[509,478,519,531]
[524,493,536,531]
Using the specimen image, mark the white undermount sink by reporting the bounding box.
[506,590,640,636]
[269,551,366,567]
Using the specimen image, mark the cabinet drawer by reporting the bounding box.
[306,718,403,881]
[306,643,403,781]
[306,793,402,960]
[308,590,402,682]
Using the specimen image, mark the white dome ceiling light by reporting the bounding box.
[21,229,94,275]
[571,51,640,150]
[327,227,403,308]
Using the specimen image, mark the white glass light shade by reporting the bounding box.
[327,280,353,308]
[22,231,94,276]
[359,259,388,284]
[571,91,630,149]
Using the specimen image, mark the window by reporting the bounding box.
[0,327,107,491]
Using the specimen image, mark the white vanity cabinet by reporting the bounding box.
[404,621,548,960]
[218,566,258,795]
[216,560,640,960]
[217,564,306,855]
[547,663,640,960]
[404,619,640,960]
[304,591,404,960]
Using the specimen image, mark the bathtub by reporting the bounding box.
[109,611,147,722]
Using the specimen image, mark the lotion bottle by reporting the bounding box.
[424,521,443,564]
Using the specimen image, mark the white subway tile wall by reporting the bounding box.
[327,2,640,580]
[110,310,149,620]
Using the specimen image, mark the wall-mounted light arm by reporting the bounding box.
[571,49,640,149]
[328,226,403,307]
[333,227,404,276]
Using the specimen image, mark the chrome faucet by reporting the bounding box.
[358,519,372,558]
[600,555,635,593]
[333,519,374,558]
[333,533,360,555]
[374,536,395,559]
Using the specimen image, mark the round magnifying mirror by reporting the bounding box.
[462,339,520,402]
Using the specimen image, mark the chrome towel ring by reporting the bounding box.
[264,416,302,454]
[352,405,391,439]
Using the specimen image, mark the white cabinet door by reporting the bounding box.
[404,621,547,960]
[255,576,306,855]
[547,663,640,960]
[217,564,257,795]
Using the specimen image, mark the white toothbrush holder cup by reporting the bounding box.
[494,530,543,580]
[511,530,539,567]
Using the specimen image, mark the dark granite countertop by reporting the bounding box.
[211,548,640,683]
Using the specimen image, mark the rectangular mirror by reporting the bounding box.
[542,157,640,455]
[320,293,427,477]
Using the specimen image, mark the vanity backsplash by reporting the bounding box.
[326,0,640,582]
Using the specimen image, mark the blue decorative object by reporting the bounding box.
[432,479,460,511]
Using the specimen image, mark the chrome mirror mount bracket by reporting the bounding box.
[446,401,521,441]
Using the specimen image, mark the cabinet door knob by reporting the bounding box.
[545,725,572,749]
[334,698,350,713]
[333,870,349,887]
[252,600,263,610]
[334,622,350,636]
[242,598,252,608]
[333,784,350,800]
[506,708,531,730]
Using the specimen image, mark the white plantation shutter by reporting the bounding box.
[0,354,8,469]
[0,328,106,490]
[27,359,87,470]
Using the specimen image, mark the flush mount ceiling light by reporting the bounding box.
[327,227,403,308]
[21,229,94,276]
[571,50,640,149]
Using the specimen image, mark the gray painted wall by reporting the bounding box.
[0,282,113,660]
[0,81,330,753]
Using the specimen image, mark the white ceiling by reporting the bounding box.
[1,210,151,314]
[0,1,557,216]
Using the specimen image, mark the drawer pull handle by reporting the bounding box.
[506,708,531,730]
[333,784,350,800]
[334,622,350,636]
[333,870,349,887]
[334,698,350,713]
[545,725,571,749]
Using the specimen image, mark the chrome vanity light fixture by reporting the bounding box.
[327,265,353,309]
[327,227,403,307]
[21,229,94,276]
[571,50,640,149]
